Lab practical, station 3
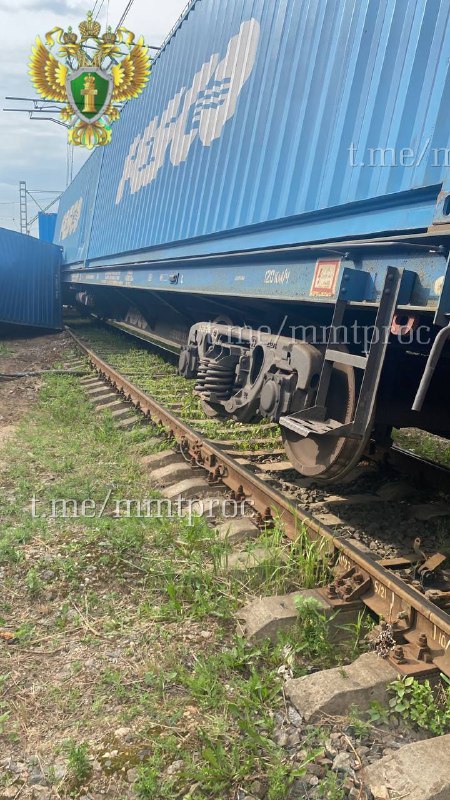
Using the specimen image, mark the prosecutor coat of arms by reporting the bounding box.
[29,11,151,149]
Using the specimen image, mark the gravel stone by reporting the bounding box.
[274,731,289,747]
[166,760,184,776]
[31,789,51,799]
[126,767,139,783]
[288,780,310,799]
[332,752,352,773]
[52,759,67,780]
[287,731,301,748]
[6,760,26,774]
[250,780,265,797]
[28,768,48,787]
[307,763,325,778]
[287,707,302,727]
[114,726,132,739]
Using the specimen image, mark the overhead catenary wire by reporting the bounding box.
[113,0,160,51]
[115,0,135,31]
[93,0,106,21]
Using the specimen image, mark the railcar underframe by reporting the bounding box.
[64,233,450,482]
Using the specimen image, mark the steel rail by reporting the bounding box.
[67,326,450,677]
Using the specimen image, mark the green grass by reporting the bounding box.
[393,428,450,468]
[233,519,333,597]
[0,370,369,799]
[388,674,450,736]
[64,740,92,785]
[0,342,13,357]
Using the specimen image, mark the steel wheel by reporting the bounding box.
[282,359,371,482]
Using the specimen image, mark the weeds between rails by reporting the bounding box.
[70,316,450,468]
[66,318,296,451]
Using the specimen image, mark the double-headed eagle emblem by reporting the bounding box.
[29,11,151,148]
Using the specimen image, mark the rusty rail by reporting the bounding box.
[67,326,450,678]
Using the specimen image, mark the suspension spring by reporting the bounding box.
[195,357,237,401]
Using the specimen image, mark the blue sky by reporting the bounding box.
[0,0,187,234]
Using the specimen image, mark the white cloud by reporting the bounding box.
[0,0,188,233]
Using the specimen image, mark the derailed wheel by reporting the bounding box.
[282,360,371,482]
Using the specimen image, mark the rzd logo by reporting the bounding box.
[60,198,83,240]
[116,19,260,204]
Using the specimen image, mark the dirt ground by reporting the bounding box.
[0,330,75,475]
[0,330,72,427]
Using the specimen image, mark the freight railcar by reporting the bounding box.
[60,0,450,481]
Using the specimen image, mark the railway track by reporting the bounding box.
[66,317,450,680]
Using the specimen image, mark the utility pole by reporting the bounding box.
[66,141,74,186]
[18,182,63,236]
[19,181,28,234]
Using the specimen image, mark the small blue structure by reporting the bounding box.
[38,212,57,244]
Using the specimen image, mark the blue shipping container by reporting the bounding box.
[0,227,62,329]
[54,147,103,266]
[38,212,57,243]
[56,0,450,268]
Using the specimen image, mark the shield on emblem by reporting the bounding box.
[66,67,113,124]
